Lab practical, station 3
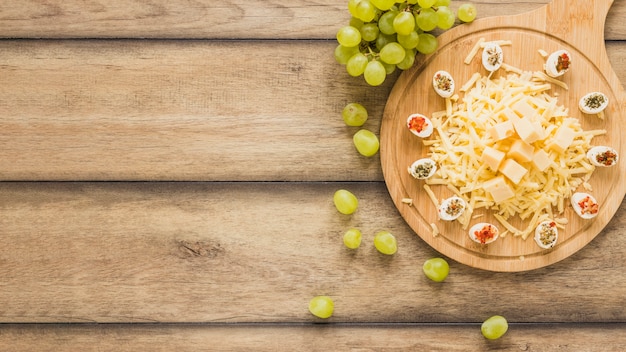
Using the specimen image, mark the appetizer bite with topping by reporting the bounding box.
[408,158,437,180]
[438,196,466,221]
[481,42,503,72]
[469,223,499,244]
[407,113,433,138]
[432,70,455,98]
[587,146,618,167]
[534,220,558,249]
[571,192,599,219]
[579,92,609,115]
[544,49,571,77]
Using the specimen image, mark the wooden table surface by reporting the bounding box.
[0,1,625,350]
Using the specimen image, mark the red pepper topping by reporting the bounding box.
[596,150,617,166]
[408,115,428,133]
[474,224,497,244]
[578,196,599,215]
[556,53,570,72]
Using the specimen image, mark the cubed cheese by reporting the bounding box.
[482,175,515,203]
[501,107,520,122]
[549,124,576,153]
[489,120,515,141]
[513,100,537,119]
[508,139,534,163]
[532,149,552,172]
[512,116,543,144]
[482,146,506,171]
[499,158,528,184]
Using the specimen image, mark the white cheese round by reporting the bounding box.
[570,192,599,219]
[481,43,503,72]
[406,113,433,138]
[578,92,609,114]
[432,70,455,98]
[586,146,618,167]
[468,222,499,244]
[408,158,437,180]
[438,196,466,221]
[544,49,571,78]
[534,220,558,249]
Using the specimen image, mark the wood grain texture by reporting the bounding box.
[1,40,626,181]
[1,323,625,351]
[0,0,625,41]
[0,182,624,323]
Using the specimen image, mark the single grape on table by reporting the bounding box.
[481,315,509,339]
[333,189,359,215]
[422,257,449,282]
[342,102,369,126]
[374,230,398,255]
[353,129,380,156]
[343,228,363,249]
[308,296,334,319]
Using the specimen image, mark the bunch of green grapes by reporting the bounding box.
[335,0,477,86]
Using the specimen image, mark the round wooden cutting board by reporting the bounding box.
[380,0,626,271]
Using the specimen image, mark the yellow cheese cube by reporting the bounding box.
[482,146,506,171]
[532,149,552,172]
[549,124,576,153]
[501,107,520,122]
[508,139,534,163]
[488,120,515,141]
[498,158,528,184]
[513,100,537,119]
[512,117,543,144]
[482,175,515,203]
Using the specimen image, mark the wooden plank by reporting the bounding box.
[2,40,626,181]
[0,182,624,323]
[1,323,625,351]
[0,1,625,41]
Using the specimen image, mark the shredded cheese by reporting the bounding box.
[464,37,485,64]
[424,69,606,239]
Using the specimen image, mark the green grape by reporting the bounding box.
[481,315,509,340]
[355,0,377,22]
[422,258,449,282]
[417,0,436,7]
[374,230,397,255]
[378,10,398,35]
[334,44,360,65]
[381,61,396,75]
[393,11,415,36]
[379,42,405,65]
[375,33,396,51]
[416,33,438,54]
[346,53,368,76]
[333,189,358,215]
[348,0,362,17]
[396,48,415,70]
[337,26,362,47]
[342,102,368,126]
[363,60,386,86]
[343,228,362,249]
[349,17,365,29]
[435,0,451,5]
[370,0,395,11]
[416,8,438,31]
[353,128,380,156]
[458,3,477,23]
[436,6,456,30]
[407,0,419,4]
[397,31,420,49]
[360,23,380,42]
[309,296,334,319]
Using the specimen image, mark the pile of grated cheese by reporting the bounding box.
[423,68,606,239]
